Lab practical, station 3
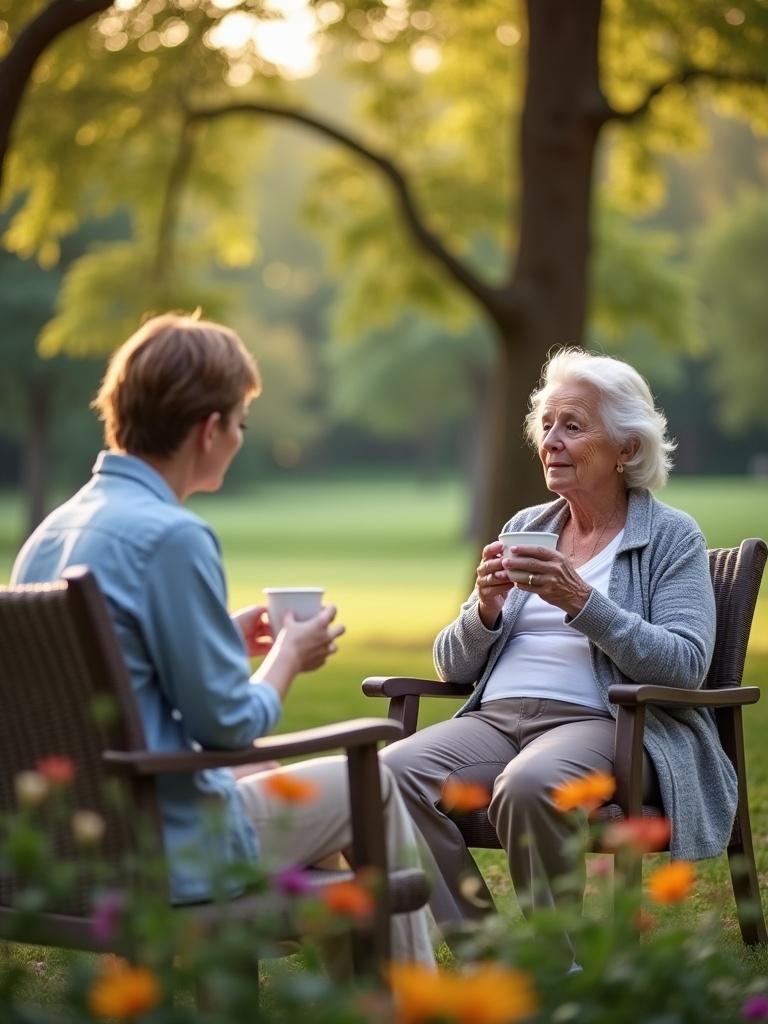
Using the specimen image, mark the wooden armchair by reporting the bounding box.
[0,567,429,982]
[363,537,767,945]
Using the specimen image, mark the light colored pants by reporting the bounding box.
[380,697,659,927]
[237,755,436,967]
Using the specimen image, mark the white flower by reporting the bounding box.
[71,809,106,845]
[14,770,50,807]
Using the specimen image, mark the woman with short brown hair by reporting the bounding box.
[13,311,435,967]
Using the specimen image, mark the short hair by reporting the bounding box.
[524,347,675,490]
[92,312,261,458]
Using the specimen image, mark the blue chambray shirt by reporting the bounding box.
[11,451,282,904]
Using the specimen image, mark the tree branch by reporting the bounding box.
[0,0,113,198]
[187,100,514,316]
[605,67,768,124]
[154,117,197,286]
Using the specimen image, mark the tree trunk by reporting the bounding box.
[22,375,51,538]
[473,0,605,545]
[474,333,547,545]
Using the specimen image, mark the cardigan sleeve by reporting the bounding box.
[567,529,715,688]
[433,595,503,684]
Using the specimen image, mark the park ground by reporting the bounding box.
[1,473,766,990]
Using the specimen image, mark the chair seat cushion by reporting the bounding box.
[591,803,664,823]
[450,803,664,851]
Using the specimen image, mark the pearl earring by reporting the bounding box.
[616,463,624,474]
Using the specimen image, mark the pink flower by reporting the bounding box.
[273,867,314,896]
[742,995,768,1020]
[36,755,75,784]
[91,890,124,942]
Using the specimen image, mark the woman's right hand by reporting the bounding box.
[275,606,345,673]
[476,541,513,629]
[256,606,345,700]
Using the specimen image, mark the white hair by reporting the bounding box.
[524,348,676,491]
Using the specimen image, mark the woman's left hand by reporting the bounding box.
[502,546,592,618]
[232,604,274,658]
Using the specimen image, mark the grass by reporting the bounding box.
[1,472,767,987]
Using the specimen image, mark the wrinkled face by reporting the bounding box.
[538,382,625,500]
[198,396,250,492]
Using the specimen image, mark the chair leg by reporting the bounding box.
[719,707,767,945]
[614,851,643,942]
[727,800,767,945]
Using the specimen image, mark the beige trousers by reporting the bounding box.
[380,697,659,928]
[237,755,436,967]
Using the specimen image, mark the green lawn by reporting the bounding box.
[1,473,767,979]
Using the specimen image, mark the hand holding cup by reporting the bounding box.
[498,532,559,583]
[263,588,344,673]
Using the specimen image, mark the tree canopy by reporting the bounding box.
[2,0,767,536]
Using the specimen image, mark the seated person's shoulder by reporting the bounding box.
[648,495,704,543]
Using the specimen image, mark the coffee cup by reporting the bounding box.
[498,532,558,583]
[263,587,325,634]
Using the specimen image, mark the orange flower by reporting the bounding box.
[87,959,161,1019]
[648,861,695,904]
[36,755,75,784]
[389,963,454,1024]
[389,964,538,1024]
[602,816,671,854]
[454,964,538,1024]
[441,780,491,814]
[552,772,615,813]
[320,879,375,921]
[263,772,320,803]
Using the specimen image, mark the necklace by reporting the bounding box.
[567,501,622,566]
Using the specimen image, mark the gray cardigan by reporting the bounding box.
[434,488,737,861]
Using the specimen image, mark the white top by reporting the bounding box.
[481,530,625,710]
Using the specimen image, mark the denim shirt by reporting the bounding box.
[12,452,282,903]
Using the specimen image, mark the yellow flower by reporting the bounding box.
[263,772,320,803]
[389,963,537,1024]
[648,861,695,904]
[552,772,615,813]
[87,959,161,1019]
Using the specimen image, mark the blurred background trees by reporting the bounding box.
[1,0,767,540]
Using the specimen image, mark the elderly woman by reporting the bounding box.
[381,347,736,940]
[12,312,435,967]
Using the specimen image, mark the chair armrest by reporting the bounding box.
[104,717,403,775]
[608,684,760,709]
[362,676,474,699]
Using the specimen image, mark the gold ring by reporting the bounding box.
[528,573,535,586]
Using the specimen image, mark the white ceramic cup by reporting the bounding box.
[263,587,325,634]
[498,531,559,583]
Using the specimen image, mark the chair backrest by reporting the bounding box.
[705,538,767,690]
[0,567,161,917]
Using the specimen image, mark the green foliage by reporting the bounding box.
[693,188,768,432]
[2,0,272,297]
[601,0,768,213]
[37,240,236,358]
[328,312,492,439]
[591,208,699,355]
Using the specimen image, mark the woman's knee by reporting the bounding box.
[489,760,552,821]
